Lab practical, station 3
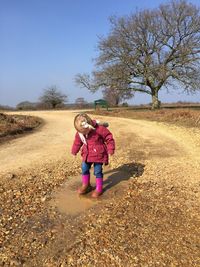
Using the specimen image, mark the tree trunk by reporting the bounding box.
[115,96,120,106]
[151,90,160,109]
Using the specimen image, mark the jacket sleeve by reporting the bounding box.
[71,132,83,155]
[98,126,115,155]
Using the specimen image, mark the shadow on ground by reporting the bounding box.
[103,162,145,193]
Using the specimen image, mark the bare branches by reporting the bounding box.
[75,74,92,90]
[75,0,200,109]
[39,86,68,109]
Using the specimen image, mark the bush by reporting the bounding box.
[121,102,128,107]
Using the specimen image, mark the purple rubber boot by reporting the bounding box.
[77,174,92,194]
[91,178,103,198]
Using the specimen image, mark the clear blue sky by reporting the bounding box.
[1,0,200,107]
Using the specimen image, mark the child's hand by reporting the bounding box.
[109,152,115,162]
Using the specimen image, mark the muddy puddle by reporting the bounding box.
[50,175,97,215]
[49,163,140,216]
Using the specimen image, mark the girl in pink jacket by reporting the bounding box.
[71,113,115,198]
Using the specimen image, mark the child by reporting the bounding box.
[71,113,115,198]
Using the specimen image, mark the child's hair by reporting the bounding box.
[74,113,94,133]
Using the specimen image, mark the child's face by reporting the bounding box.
[74,114,93,135]
[79,127,91,135]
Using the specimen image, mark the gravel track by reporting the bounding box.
[0,110,199,266]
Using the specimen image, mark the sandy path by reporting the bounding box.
[1,110,200,211]
[1,110,200,184]
[1,110,200,266]
[0,110,77,174]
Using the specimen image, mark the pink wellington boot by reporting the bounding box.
[77,174,92,194]
[91,178,103,198]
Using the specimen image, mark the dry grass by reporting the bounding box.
[90,108,200,128]
[0,113,42,143]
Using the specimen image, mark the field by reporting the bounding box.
[0,109,200,266]
[90,107,200,128]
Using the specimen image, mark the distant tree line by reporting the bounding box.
[15,86,94,110]
[16,86,68,110]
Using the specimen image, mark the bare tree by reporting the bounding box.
[102,87,133,106]
[75,97,87,108]
[39,86,68,109]
[76,0,200,109]
[102,88,121,106]
[16,101,37,110]
[76,63,134,106]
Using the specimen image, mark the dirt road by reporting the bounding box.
[1,110,200,266]
[1,109,200,175]
[0,110,78,174]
